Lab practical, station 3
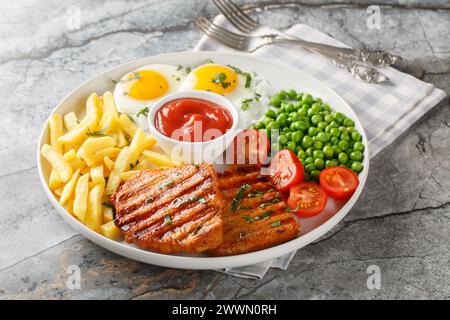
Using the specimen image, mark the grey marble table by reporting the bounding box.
[0,0,449,300]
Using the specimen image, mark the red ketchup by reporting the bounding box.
[154,98,233,142]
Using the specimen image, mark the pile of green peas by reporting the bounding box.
[253,89,365,180]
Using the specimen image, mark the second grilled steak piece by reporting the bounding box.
[208,165,300,256]
[111,164,224,254]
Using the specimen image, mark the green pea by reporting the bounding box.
[351,161,363,173]
[276,113,288,126]
[341,133,351,141]
[338,152,348,164]
[295,146,303,154]
[310,103,323,114]
[323,145,334,158]
[351,131,362,142]
[289,112,301,122]
[307,108,317,117]
[329,121,339,128]
[329,136,338,145]
[338,140,349,150]
[304,156,313,165]
[325,159,339,168]
[313,141,323,150]
[288,89,297,99]
[316,132,328,142]
[317,121,328,131]
[302,94,314,105]
[353,142,365,152]
[333,112,345,124]
[297,150,306,159]
[313,150,324,159]
[347,127,356,133]
[343,118,354,127]
[334,145,343,154]
[302,136,314,148]
[305,147,314,157]
[266,122,279,131]
[286,141,296,152]
[349,151,363,161]
[296,93,303,101]
[314,158,324,169]
[254,122,265,129]
[310,170,321,180]
[330,128,340,138]
[323,104,331,112]
[285,132,293,140]
[305,163,316,173]
[289,122,298,131]
[339,126,348,134]
[277,90,288,100]
[265,109,276,118]
[297,107,307,117]
[308,127,319,137]
[292,103,300,111]
[277,135,288,145]
[285,103,295,113]
[270,96,281,108]
[263,118,273,126]
[291,131,303,143]
[311,114,323,125]
[324,114,334,123]
[282,127,290,133]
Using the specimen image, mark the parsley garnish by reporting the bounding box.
[285,206,299,213]
[242,210,273,223]
[238,205,251,210]
[164,214,172,225]
[241,98,253,111]
[159,180,174,189]
[271,220,281,228]
[231,183,251,211]
[129,160,139,170]
[245,73,252,88]
[198,197,207,203]
[242,215,253,223]
[136,107,149,117]
[212,72,231,89]
[86,129,106,137]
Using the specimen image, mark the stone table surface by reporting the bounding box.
[0,0,449,300]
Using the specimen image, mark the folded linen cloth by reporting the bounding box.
[194,17,447,279]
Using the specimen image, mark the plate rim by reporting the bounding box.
[37,50,370,269]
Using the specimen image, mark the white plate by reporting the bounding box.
[37,51,370,269]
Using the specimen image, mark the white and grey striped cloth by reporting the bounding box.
[194,19,447,279]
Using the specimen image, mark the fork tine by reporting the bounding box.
[221,0,258,28]
[195,18,242,49]
[200,17,245,42]
[212,0,255,33]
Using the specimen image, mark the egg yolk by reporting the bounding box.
[127,70,169,100]
[193,65,238,95]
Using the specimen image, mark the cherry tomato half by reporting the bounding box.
[232,129,270,165]
[319,166,360,200]
[269,149,305,191]
[287,182,328,217]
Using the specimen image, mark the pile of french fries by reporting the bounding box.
[41,91,176,240]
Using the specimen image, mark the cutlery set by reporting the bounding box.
[196,0,402,83]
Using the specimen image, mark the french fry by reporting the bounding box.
[73,173,89,223]
[66,196,74,215]
[54,187,63,197]
[120,170,141,181]
[49,114,64,154]
[60,169,80,205]
[135,156,153,170]
[63,112,78,131]
[90,164,104,185]
[103,156,114,171]
[86,184,103,231]
[100,221,123,240]
[105,147,132,195]
[102,91,119,119]
[92,147,121,162]
[77,136,116,165]
[116,129,128,148]
[129,128,147,164]
[118,114,137,138]
[142,150,176,167]
[41,144,73,183]
[98,112,118,134]
[102,206,114,223]
[144,135,157,149]
[49,169,62,190]
[63,149,77,163]
[58,93,100,146]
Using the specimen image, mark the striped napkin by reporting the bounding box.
[194,17,446,279]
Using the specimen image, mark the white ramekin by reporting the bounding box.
[147,90,240,164]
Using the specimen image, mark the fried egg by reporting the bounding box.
[179,63,273,128]
[113,64,185,115]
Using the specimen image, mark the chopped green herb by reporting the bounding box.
[242,215,254,223]
[133,71,142,80]
[177,65,183,71]
[86,129,106,137]
[238,205,251,210]
[193,223,203,235]
[241,98,253,111]
[231,183,251,211]
[164,214,172,225]
[102,201,113,208]
[212,72,231,89]
[198,197,207,203]
[285,206,299,213]
[271,220,281,228]
[160,180,174,189]
[145,197,154,204]
[260,210,273,220]
[259,202,273,209]
[245,73,252,88]
[111,78,118,84]
[136,106,149,117]
[255,93,261,102]
[248,190,264,198]
[185,66,192,74]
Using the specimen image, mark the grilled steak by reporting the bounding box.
[207,165,300,256]
[111,164,224,254]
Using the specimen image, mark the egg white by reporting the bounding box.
[113,64,185,116]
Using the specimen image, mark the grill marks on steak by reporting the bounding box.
[111,164,224,254]
[207,165,300,256]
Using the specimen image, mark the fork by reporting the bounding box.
[211,0,401,67]
[196,16,389,83]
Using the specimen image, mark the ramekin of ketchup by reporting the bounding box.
[147,91,239,164]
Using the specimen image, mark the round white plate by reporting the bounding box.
[37,51,370,269]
